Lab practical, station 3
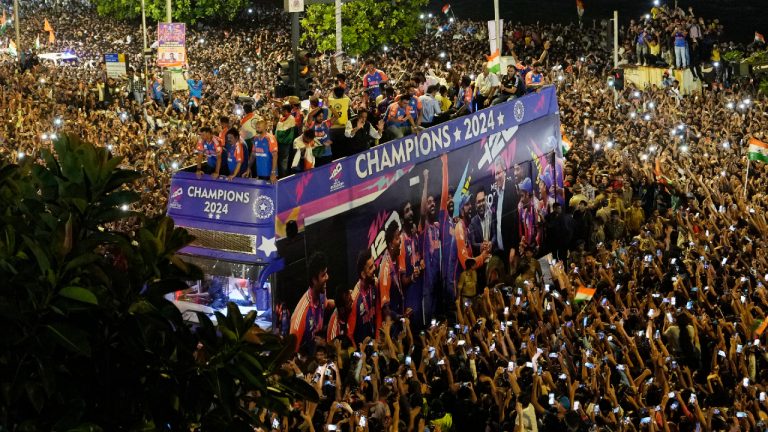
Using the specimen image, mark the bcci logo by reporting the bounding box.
[169,186,183,210]
[514,100,525,122]
[253,195,275,219]
[329,162,345,192]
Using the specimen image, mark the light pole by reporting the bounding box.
[141,0,150,94]
[166,0,172,22]
[335,0,342,71]
[13,0,21,65]
[493,0,500,50]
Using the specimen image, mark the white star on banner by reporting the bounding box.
[208,213,214,219]
[215,214,221,220]
[453,127,462,141]
[497,112,505,126]
[257,236,277,256]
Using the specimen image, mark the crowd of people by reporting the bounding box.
[3,0,768,431]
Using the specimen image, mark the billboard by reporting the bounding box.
[274,88,564,350]
[157,23,186,68]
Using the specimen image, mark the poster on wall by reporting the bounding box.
[157,23,186,68]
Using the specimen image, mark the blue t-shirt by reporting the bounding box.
[187,79,204,99]
[674,32,686,47]
[152,81,164,100]
[251,134,277,177]
[363,70,387,99]
[311,120,332,157]
[225,141,244,174]
[197,138,220,167]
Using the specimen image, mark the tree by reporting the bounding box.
[0,135,317,431]
[94,0,248,24]
[301,0,428,56]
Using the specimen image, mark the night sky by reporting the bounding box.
[426,0,767,43]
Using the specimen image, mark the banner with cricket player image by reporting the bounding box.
[276,91,564,352]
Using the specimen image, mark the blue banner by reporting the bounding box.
[167,172,277,263]
[276,86,561,236]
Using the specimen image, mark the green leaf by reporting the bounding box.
[46,323,92,357]
[22,235,51,274]
[59,286,99,305]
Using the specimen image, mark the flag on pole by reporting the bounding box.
[44,18,53,32]
[748,137,768,164]
[35,34,40,50]
[574,286,596,303]
[441,4,451,14]
[756,32,766,44]
[576,0,585,17]
[8,39,16,56]
[486,50,501,74]
[48,30,55,44]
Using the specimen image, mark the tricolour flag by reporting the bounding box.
[576,0,585,17]
[574,286,596,303]
[748,137,768,164]
[561,125,572,154]
[441,4,450,14]
[43,18,53,32]
[486,49,501,74]
[8,39,16,56]
[756,32,766,44]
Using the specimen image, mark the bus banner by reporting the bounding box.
[276,86,560,236]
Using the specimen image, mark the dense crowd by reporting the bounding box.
[2,0,768,431]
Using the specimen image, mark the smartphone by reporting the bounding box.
[744,378,750,387]
[508,361,515,372]
[504,306,509,315]
[689,394,696,404]
[573,401,581,411]
[328,425,337,431]
[359,416,367,428]
[405,356,412,366]
[272,418,280,429]
[761,392,766,402]
[737,412,748,418]
[457,340,466,346]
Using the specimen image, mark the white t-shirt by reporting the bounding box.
[477,72,501,96]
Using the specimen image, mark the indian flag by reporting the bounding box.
[8,39,16,56]
[0,9,7,36]
[486,50,501,74]
[442,4,451,14]
[748,137,768,164]
[756,32,765,44]
[561,125,572,154]
[574,286,596,303]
